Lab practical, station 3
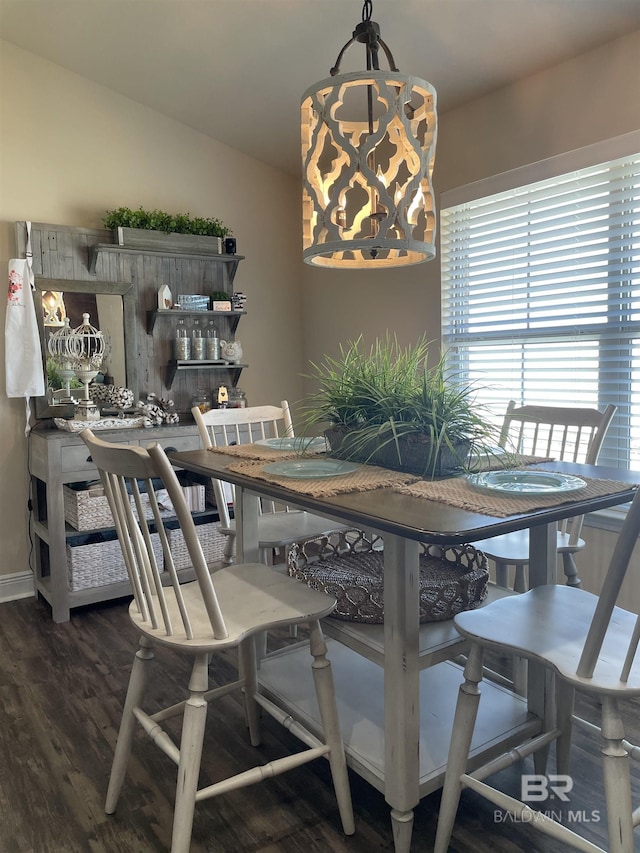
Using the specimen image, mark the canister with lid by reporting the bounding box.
[228,388,247,408]
[174,318,191,360]
[192,390,212,413]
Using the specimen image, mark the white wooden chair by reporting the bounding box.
[80,428,354,853]
[434,486,640,853]
[473,402,616,592]
[191,401,349,566]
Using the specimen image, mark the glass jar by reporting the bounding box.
[174,318,191,360]
[228,388,247,408]
[191,317,205,360]
[192,389,211,413]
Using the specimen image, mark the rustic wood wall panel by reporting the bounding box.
[18,222,244,417]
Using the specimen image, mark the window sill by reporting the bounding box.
[584,506,628,533]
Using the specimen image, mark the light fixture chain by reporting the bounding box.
[362,0,373,23]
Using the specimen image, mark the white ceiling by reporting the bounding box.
[1,0,639,176]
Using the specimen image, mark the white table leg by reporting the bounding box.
[235,487,260,562]
[383,534,421,853]
[528,522,557,588]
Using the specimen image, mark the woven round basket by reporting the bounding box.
[287,529,489,624]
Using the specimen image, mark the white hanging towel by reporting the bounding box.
[5,223,46,433]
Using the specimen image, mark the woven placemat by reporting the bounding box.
[393,470,636,517]
[226,459,418,497]
[207,443,322,462]
[467,452,552,472]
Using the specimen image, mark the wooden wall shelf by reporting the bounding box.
[89,243,244,274]
[147,309,245,335]
[166,361,246,389]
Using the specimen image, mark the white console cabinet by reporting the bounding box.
[28,424,210,622]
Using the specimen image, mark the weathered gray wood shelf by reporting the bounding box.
[88,242,244,274]
[147,308,245,335]
[166,360,247,389]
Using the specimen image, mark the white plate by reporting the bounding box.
[254,436,327,452]
[467,469,587,495]
[262,459,360,479]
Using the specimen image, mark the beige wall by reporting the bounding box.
[1,30,639,594]
[0,40,303,583]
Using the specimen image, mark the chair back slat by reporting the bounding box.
[101,472,150,622]
[501,402,616,540]
[192,401,295,521]
[80,429,229,642]
[577,486,640,681]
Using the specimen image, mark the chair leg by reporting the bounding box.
[600,696,634,853]
[105,635,154,814]
[308,620,355,836]
[555,680,574,776]
[171,653,210,853]
[434,643,484,853]
[513,564,527,593]
[238,636,261,747]
[561,551,582,588]
[223,532,235,565]
[494,560,509,588]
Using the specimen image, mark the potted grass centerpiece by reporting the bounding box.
[301,335,498,479]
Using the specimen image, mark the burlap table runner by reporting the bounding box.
[467,452,552,472]
[211,445,548,466]
[226,459,418,497]
[207,443,323,462]
[393,470,636,518]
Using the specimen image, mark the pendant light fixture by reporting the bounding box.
[302,0,437,269]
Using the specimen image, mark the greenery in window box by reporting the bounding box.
[102,206,232,238]
[300,335,500,478]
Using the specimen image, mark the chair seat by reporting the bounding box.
[454,584,640,694]
[130,562,337,650]
[218,511,350,549]
[474,529,585,565]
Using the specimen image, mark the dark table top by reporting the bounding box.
[168,449,639,546]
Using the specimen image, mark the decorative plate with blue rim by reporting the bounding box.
[254,436,327,452]
[262,459,360,479]
[467,470,586,495]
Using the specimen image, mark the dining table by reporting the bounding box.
[168,444,639,853]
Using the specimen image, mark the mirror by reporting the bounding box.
[33,278,137,419]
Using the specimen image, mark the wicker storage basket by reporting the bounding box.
[64,482,205,531]
[288,529,489,624]
[67,532,162,591]
[167,520,228,570]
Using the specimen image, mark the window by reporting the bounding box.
[441,132,640,470]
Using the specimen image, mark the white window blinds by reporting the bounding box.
[441,137,640,470]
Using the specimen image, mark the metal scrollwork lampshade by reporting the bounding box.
[301,1,437,269]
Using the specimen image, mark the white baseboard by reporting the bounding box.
[0,570,35,603]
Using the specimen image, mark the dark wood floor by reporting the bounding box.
[1,594,639,853]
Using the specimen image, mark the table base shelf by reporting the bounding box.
[258,639,539,797]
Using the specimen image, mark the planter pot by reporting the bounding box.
[116,227,223,255]
[325,425,470,478]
